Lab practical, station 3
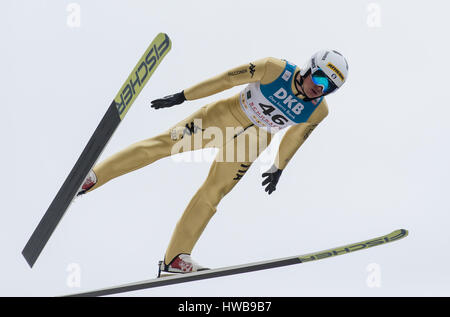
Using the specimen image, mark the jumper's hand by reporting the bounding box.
[261,166,283,195]
[151,91,186,109]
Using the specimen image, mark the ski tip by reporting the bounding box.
[157,32,170,38]
[156,33,171,45]
[392,229,409,239]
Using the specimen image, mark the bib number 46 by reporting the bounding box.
[259,103,288,125]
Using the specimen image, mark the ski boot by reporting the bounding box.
[77,170,97,196]
[158,254,209,277]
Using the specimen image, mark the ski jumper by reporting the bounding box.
[87,57,329,264]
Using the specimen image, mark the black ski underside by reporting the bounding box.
[66,257,300,297]
[22,102,120,267]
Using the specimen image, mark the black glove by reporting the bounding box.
[151,91,186,109]
[262,167,283,195]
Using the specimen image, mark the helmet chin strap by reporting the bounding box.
[294,69,324,102]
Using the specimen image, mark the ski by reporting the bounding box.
[22,33,172,268]
[65,229,408,297]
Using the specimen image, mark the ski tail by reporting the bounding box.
[22,33,171,268]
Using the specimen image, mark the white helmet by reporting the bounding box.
[299,50,349,97]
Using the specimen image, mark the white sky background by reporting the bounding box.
[0,0,449,296]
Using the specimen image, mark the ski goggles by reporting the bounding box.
[311,68,338,95]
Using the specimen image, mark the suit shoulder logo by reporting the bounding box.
[249,63,256,78]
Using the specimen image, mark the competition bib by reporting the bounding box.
[239,61,323,132]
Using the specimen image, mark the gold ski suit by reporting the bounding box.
[87,57,329,264]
